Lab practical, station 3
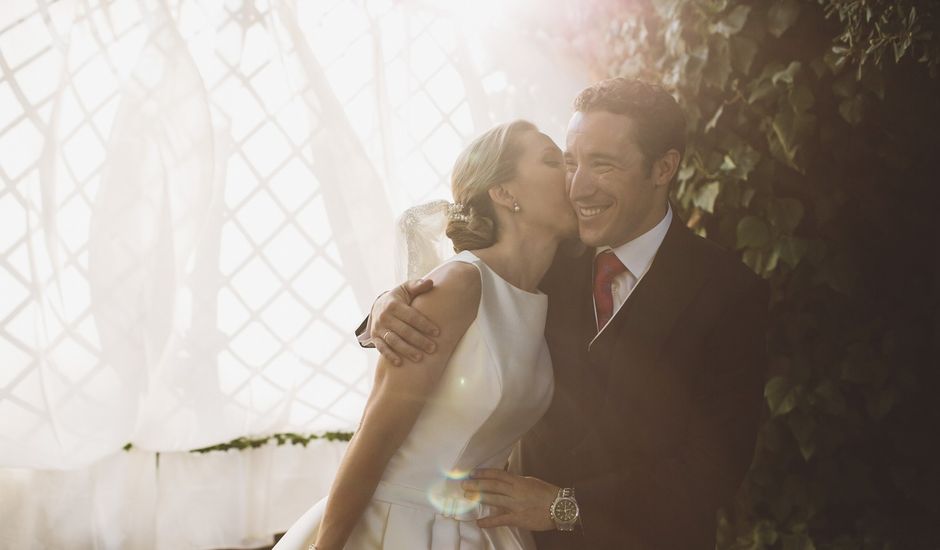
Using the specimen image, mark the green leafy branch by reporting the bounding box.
[822,0,940,77]
[121,431,354,455]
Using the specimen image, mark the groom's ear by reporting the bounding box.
[653,149,681,188]
[488,185,516,212]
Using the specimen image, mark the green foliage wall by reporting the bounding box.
[574,0,940,548]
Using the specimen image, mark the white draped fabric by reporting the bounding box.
[0,0,588,547]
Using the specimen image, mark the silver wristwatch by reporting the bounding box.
[549,487,580,531]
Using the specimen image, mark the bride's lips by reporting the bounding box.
[577,204,612,218]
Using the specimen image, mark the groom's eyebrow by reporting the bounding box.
[587,152,622,163]
[563,150,621,164]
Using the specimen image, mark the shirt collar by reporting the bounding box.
[595,205,672,277]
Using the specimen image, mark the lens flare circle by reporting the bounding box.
[426,468,481,517]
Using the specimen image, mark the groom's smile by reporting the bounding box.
[577,204,611,218]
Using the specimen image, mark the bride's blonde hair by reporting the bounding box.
[446,120,537,252]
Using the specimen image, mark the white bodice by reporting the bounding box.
[380,250,554,507]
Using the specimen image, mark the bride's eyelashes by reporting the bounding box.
[542,155,564,168]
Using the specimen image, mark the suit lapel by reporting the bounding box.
[587,215,711,390]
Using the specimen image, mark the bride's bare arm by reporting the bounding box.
[313,262,481,550]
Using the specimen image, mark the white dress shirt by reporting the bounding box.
[592,205,673,341]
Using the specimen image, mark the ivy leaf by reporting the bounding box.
[782,533,817,550]
[823,48,848,74]
[787,411,816,461]
[771,110,799,162]
[809,58,827,78]
[893,36,911,62]
[832,72,857,98]
[777,236,809,268]
[684,42,709,94]
[743,247,765,273]
[731,36,758,74]
[720,154,736,172]
[770,109,814,169]
[749,78,775,103]
[761,421,783,452]
[753,520,779,545]
[705,104,724,132]
[768,198,805,233]
[703,36,732,88]
[765,376,797,416]
[842,356,880,385]
[652,0,682,19]
[777,476,810,525]
[727,143,761,180]
[839,95,865,125]
[693,181,721,213]
[772,61,802,86]
[766,244,781,272]
[814,380,847,415]
[742,187,756,208]
[789,84,815,113]
[817,253,858,295]
[749,63,782,102]
[737,216,771,248]
[861,69,885,100]
[767,0,801,38]
[711,5,751,37]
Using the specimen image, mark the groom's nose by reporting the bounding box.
[568,165,594,201]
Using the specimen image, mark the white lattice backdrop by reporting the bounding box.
[0,0,588,546]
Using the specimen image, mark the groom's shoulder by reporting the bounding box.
[682,227,765,291]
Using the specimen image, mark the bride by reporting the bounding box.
[274,120,577,550]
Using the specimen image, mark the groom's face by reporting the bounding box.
[564,110,661,248]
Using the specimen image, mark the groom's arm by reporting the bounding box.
[574,276,770,548]
[354,279,440,365]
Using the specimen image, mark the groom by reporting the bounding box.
[358,78,769,549]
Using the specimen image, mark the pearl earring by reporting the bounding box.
[513,201,521,213]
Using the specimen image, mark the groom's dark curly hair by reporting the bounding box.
[573,78,686,177]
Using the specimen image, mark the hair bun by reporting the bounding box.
[445,205,496,252]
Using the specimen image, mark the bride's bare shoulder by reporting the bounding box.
[415,260,481,323]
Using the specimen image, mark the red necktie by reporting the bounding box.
[593,250,628,332]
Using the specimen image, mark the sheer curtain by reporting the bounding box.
[0,0,589,547]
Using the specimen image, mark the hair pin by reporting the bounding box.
[447,202,471,223]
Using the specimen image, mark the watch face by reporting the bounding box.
[554,498,578,522]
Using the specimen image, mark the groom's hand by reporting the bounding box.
[370,279,439,365]
[462,469,558,531]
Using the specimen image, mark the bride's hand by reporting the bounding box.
[370,279,439,365]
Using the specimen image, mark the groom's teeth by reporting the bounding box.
[579,206,607,217]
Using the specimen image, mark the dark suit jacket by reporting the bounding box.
[519,213,770,549]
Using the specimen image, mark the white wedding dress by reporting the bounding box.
[274,250,554,550]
